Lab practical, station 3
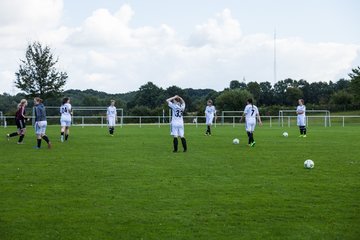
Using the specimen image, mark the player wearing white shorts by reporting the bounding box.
[240,98,262,147]
[107,100,117,136]
[33,97,51,149]
[296,99,307,137]
[60,97,72,142]
[167,95,187,152]
[205,99,216,136]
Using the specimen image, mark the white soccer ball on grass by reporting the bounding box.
[232,138,240,144]
[304,159,314,169]
[283,132,289,137]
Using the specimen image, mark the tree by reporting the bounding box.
[285,87,303,105]
[15,41,68,99]
[215,89,253,111]
[258,81,274,105]
[349,66,360,105]
[246,82,261,101]
[229,80,246,90]
[230,80,240,89]
[330,90,353,110]
[133,82,164,109]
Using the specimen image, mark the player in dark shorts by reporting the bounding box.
[6,99,28,144]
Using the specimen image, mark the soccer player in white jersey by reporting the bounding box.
[240,98,262,147]
[296,99,307,137]
[166,95,187,152]
[60,97,72,142]
[107,100,117,136]
[205,99,216,136]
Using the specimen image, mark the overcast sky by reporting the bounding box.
[1,0,359,94]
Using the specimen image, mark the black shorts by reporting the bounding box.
[16,119,26,130]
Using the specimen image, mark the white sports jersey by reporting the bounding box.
[169,102,185,127]
[205,105,216,125]
[107,106,117,117]
[297,105,306,126]
[205,106,216,117]
[244,104,259,121]
[60,103,72,117]
[296,105,306,116]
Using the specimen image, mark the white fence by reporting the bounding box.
[2,115,360,128]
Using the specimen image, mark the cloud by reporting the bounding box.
[276,38,359,82]
[0,0,63,46]
[188,9,242,47]
[0,2,359,95]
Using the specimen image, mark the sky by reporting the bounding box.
[0,0,360,94]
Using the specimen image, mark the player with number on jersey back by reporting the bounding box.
[240,98,262,147]
[60,97,72,142]
[166,95,187,153]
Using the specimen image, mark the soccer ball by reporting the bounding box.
[304,159,314,169]
[282,132,289,137]
[233,138,240,144]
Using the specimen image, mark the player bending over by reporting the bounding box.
[166,95,187,152]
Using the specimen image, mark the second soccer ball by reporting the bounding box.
[304,159,314,169]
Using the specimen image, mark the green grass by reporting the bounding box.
[1,124,359,239]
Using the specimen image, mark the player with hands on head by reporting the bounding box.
[166,95,187,153]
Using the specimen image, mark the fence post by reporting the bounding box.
[288,116,290,128]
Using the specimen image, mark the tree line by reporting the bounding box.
[0,42,359,117]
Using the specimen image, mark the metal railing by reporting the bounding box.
[2,115,360,128]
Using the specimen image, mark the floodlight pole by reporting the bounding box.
[274,28,277,86]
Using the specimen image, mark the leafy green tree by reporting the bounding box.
[333,78,350,91]
[330,90,353,110]
[258,81,274,105]
[134,82,164,109]
[215,89,253,111]
[246,82,261,101]
[230,80,240,89]
[349,66,360,104]
[15,41,68,99]
[229,80,247,90]
[285,87,303,105]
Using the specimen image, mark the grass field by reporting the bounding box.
[1,124,359,239]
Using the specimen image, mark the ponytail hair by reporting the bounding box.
[18,99,27,108]
[62,97,69,105]
[34,97,43,103]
